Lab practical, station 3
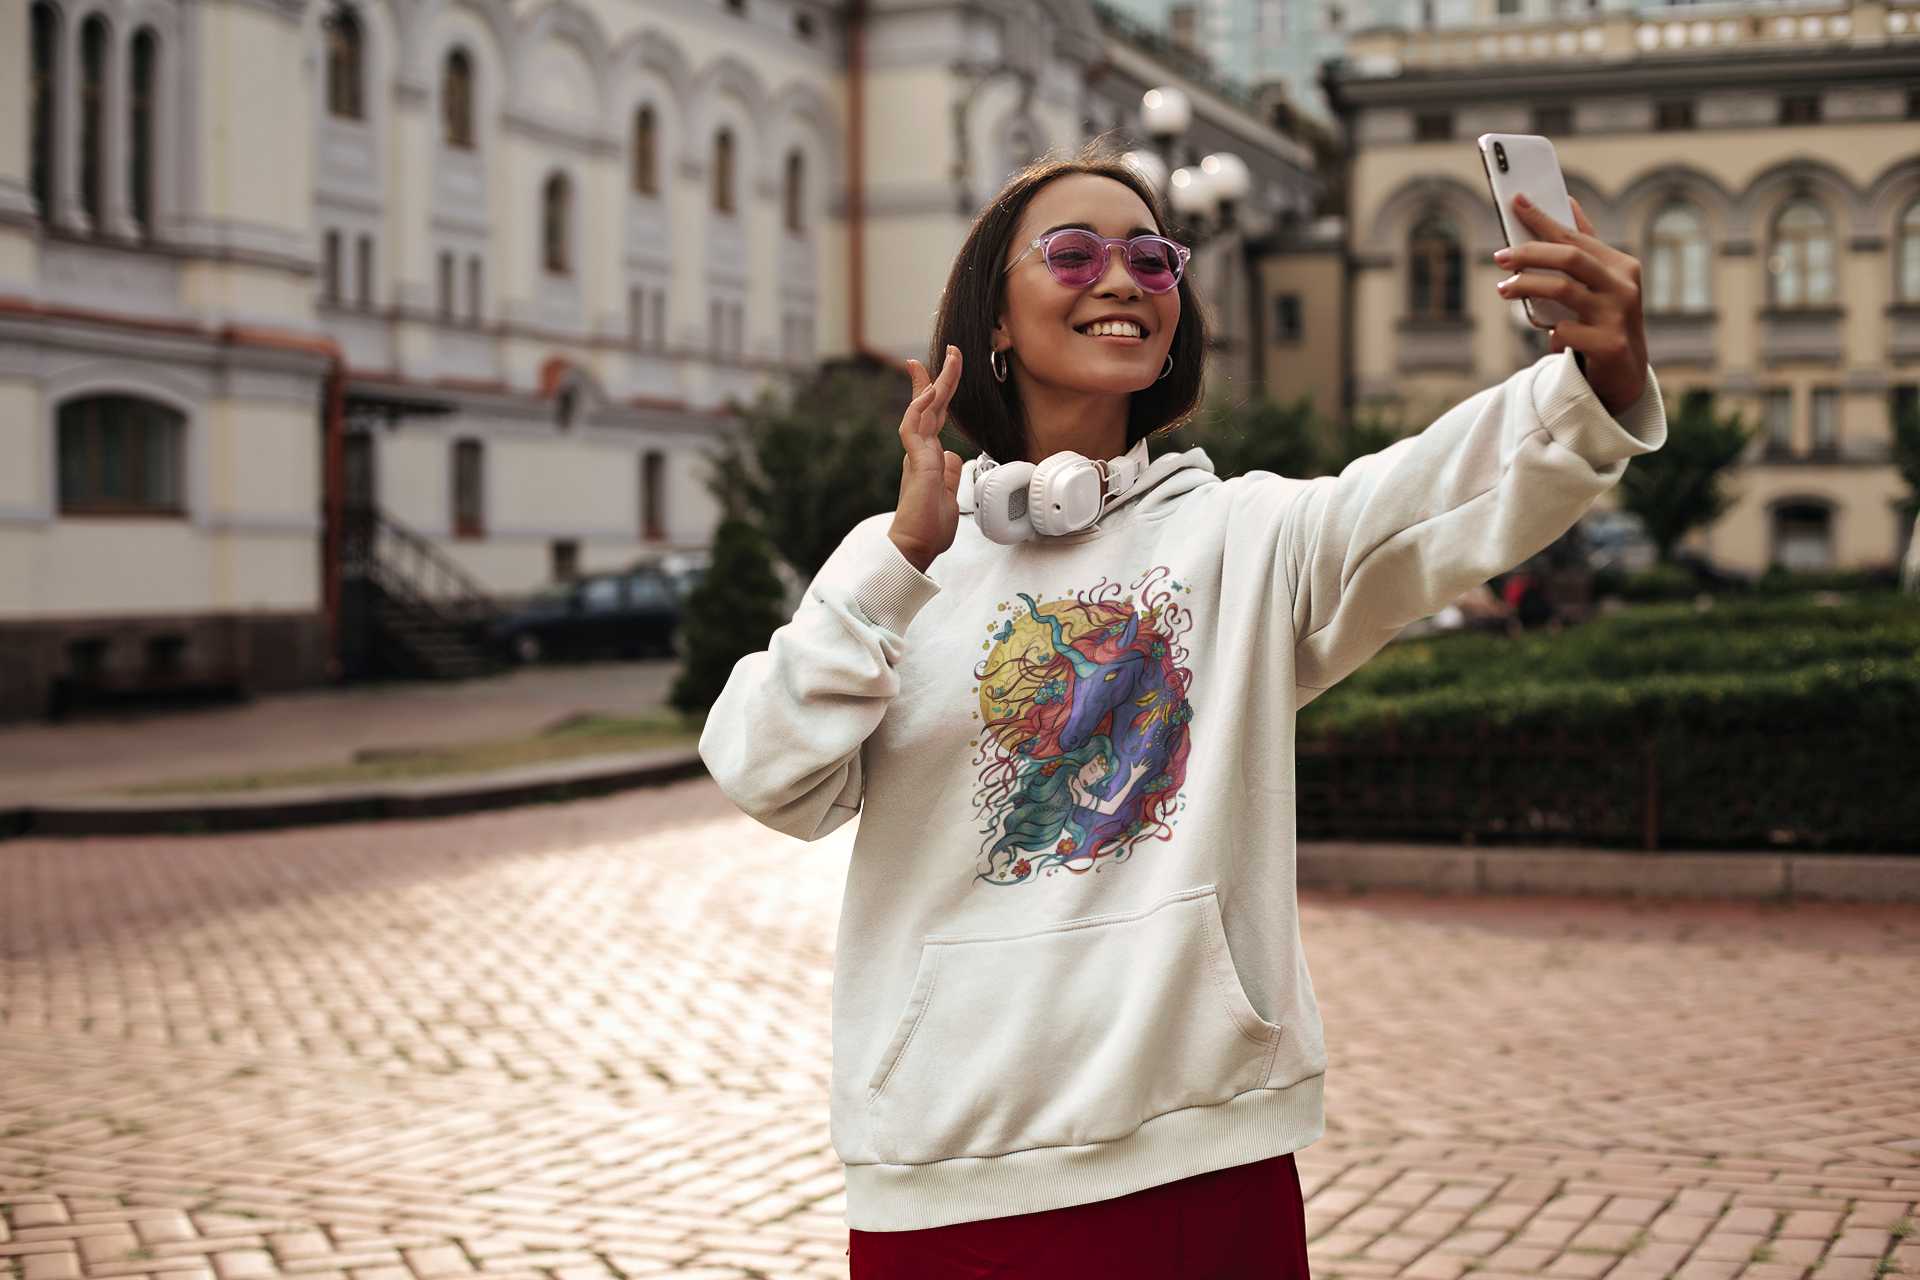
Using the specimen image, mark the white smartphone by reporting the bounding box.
[1477,133,1578,329]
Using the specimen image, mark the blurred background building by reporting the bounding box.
[0,0,1319,719]
[1327,0,1920,575]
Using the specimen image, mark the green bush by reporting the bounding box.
[1756,564,1897,597]
[1616,393,1752,562]
[669,514,788,714]
[1620,562,1696,602]
[1298,600,1920,848]
[1154,395,1325,479]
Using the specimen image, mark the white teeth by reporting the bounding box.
[1081,320,1144,338]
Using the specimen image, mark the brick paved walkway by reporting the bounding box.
[3,779,1917,1280]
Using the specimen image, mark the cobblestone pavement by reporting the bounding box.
[3,779,1917,1280]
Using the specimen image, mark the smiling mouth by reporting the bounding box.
[1077,320,1145,339]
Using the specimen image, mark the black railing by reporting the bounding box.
[1297,720,1919,853]
[340,503,498,628]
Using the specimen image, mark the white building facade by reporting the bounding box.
[0,0,1318,719]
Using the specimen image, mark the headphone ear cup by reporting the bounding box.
[973,461,1037,545]
[1028,451,1104,537]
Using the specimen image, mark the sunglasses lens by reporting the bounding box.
[1129,240,1181,291]
[1043,231,1106,287]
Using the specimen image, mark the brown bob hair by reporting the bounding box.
[928,151,1210,463]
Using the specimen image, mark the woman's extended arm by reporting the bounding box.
[1263,197,1664,703]
[699,354,962,840]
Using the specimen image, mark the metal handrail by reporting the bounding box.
[340,504,499,627]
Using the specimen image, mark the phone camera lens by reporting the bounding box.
[1494,142,1509,172]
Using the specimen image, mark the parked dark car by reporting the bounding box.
[494,570,682,663]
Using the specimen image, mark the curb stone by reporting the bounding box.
[0,747,706,839]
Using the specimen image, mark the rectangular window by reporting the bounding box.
[730,304,744,358]
[630,287,645,349]
[324,230,342,304]
[1779,94,1820,125]
[710,301,725,359]
[466,256,482,324]
[1415,111,1452,142]
[57,396,185,514]
[453,439,484,538]
[550,539,579,580]
[438,251,455,320]
[1495,0,1519,15]
[650,291,666,349]
[1532,105,1571,136]
[1809,387,1838,456]
[1275,293,1302,343]
[1655,100,1694,131]
[1764,389,1794,456]
[30,4,54,219]
[355,234,373,309]
[641,450,666,541]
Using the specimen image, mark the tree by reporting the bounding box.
[1617,392,1753,563]
[714,362,911,580]
[1155,394,1324,478]
[669,513,787,714]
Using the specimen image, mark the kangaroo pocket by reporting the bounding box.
[864,885,1282,1166]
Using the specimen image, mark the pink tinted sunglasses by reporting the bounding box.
[1006,229,1192,294]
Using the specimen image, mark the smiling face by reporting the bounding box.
[993,173,1182,408]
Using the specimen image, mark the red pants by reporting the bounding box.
[849,1153,1310,1279]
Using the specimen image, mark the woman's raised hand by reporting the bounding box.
[1495,196,1650,416]
[887,346,965,574]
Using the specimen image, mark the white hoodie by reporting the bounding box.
[701,351,1665,1232]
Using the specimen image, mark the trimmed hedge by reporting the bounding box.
[1296,599,1920,850]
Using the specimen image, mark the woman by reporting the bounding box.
[701,153,1660,1277]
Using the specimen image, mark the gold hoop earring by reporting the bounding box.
[991,350,1010,383]
[1159,354,1173,381]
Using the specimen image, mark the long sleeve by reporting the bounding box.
[1276,351,1665,703]
[699,514,940,841]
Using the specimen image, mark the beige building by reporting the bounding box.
[1327,1,1920,572]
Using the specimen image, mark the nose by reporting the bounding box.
[1092,243,1141,299]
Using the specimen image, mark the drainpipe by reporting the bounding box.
[322,359,346,680]
[846,0,908,372]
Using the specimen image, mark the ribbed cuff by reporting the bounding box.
[853,538,941,635]
[1534,352,1666,465]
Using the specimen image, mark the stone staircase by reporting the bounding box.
[340,505,503,680]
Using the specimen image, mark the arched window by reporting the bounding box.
[713,128,735,214]
[326,5,364,120]
[633,105,657,194]
[543,172,570,274]
[129,30,156,234]
[79,16,107,226]
[1899,199,1920,305]
[1768,198,1836,309]
[442,48,473,149]
[30,3,56,220]
[1647,203,1710,314]
[783,149,804,233]
[57,396,185,514]
[1408,210,1464,320]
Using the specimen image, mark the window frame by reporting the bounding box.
[56,395,188,517]
[1898,199,1920,306]
[783,148,805,233]
[442,47,474,150]
[633,104,658,195]
[712,128,735,214]
[1645,202,1713,316]
[1767,197,1837,310]
[543,171,571,274]
[452,439,485,538]
[326,4,365,120]
[1407,210,1465,321]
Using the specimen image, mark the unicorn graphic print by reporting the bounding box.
[971,567,1196,885]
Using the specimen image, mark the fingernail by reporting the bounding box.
[1514,193,1532,209]
[1493,248,1513,265]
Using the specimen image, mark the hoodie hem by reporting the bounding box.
[841,1073,1326,1232]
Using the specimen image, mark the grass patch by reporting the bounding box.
[126,714,699,795]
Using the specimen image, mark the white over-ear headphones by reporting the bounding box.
[973,439,1150,545]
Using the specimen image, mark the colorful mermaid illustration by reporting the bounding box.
[972,568,1195,885]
